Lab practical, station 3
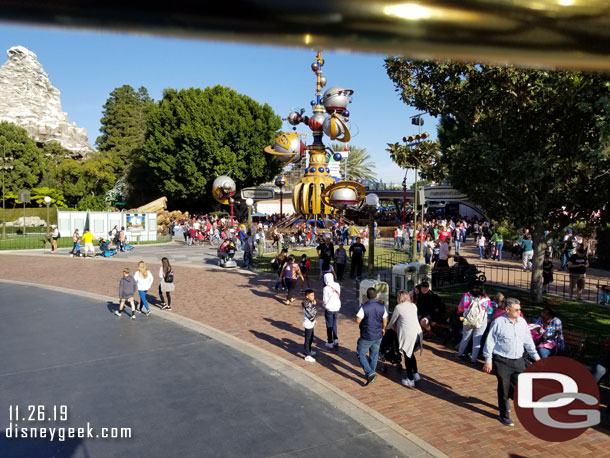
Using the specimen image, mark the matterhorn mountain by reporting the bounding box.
[0,46,93,157]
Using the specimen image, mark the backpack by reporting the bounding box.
[164,269,174,283]
[464,296,486,329]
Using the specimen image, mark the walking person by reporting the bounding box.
[388,290,424,388]
[242,231,254,269]
[322,273,341,349]
[280,254,304,305]
[115,267,138,319]
[70,229,80,255]
[50,225,60,252]
[355,287,388,386]
[301,289,318,362]
[521,233,534,271]
[542,252,554,294]
[134,261,154,316]
[158,257,175,311]
[567,246,589,300]
[298,254,311,292]
[271,249,288,291]
[334,242,347,281]
[349,237,366,279]
[491,231,503,261]
[483,298,540,427]
[456,281,492,364]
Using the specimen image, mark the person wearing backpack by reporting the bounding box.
[456,281,492,364]
[158,257,175,310]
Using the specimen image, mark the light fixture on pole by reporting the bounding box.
[246,198,254,226]
[274,175,287,221]
[1,143,14,241]
[44,196,51,239]
[365,193,379,278]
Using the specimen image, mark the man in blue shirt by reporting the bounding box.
[483,298,540,427]
[355,288,388,386]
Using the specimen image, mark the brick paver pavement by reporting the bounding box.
[1,252,608,457]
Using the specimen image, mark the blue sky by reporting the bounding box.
[0,23,438,184]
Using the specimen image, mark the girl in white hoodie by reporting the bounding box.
[134,261,154,316]
[322,272,341,349]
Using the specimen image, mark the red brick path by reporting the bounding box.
[1,253,608,457]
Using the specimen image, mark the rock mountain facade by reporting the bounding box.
[0,46,93,157]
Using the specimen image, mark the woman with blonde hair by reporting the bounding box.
[387,290,423,388]
[134,261,154,316]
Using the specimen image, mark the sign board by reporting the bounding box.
[240,187,275,201]
[125,213,146,232]
[17,189,31,203]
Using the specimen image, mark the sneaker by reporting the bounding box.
[413,373,421,382]
[146,311,151,317]
[166,306,172,311]
[131,314,136,320]
[325,342,334,349]
[366,373,377,386]
[401,378,415,388]
[333,339,339,346]
[498,416,514,427]
[304,355,316,362]
[114,310,121,317]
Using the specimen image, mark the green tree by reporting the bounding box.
[331,143,377,181]
[0,122,44,193]
[39,141,70,188]
[96,85,152,171]
[385,59,610,302]
[132,86,282,209]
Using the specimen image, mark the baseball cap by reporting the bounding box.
[420,281,430,287]
[567,228,573,233]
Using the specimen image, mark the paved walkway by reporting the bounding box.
[1,245,608,457]
[0,282,421,458]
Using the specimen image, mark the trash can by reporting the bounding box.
[359,279,390,310]
[391,263,409,295]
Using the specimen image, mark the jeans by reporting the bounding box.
[336,263,345,281]
[522,250,533,270]
[138,290,150,312]
[538,347,554,358]
[495,241,503,260]
[424,254,431,265]
[356,337,382,377]
[304,328,314,356]
[325,310,339,343]
[243,251,252,268]
[457,319,488,362]
[478,246,484,259]
[591,363,608,383]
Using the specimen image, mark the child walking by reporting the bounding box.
[115,268,138,319]
[134,261,154,316]
[302,289,317,362]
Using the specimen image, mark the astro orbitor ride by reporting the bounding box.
[265,51,366,228]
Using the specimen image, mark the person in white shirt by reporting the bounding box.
[322,273,341,349]
[478,234,486,260]
[134,261,154,316]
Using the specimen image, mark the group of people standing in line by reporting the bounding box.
[115,258,176,319]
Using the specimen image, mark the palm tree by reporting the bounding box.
[330,143,377,181]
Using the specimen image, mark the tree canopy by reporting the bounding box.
[0,122,44,192]
[131,85,282,209]
[385,59,610,301]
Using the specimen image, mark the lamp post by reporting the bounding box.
[1,143,14,240]
[44,196,51,239]
[366,193,379,278]
[274,176,286,222]
[246,198,254,228]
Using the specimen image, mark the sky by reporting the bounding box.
[0,22,438,185]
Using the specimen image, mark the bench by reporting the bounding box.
[561,329,586,359]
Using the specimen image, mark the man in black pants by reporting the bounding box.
[349,237,366,279]
[483,298,540,427]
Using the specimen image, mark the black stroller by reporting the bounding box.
[379,328,402,372]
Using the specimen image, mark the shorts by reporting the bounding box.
[570,273,585,290]
[120,296,134,301]
[84,243,94,253]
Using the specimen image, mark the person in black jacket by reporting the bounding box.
[115,267,138,319]
[413,281,445,338]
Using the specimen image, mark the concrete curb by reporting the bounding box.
[0,278,448,458]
